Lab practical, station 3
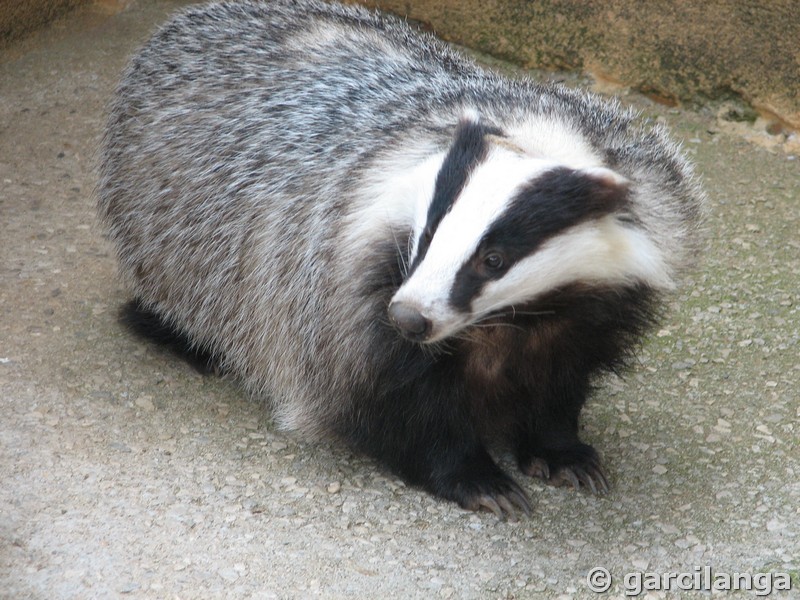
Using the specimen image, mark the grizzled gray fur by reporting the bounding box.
[98,0,704,517]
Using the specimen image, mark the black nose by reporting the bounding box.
[388,302,431,340]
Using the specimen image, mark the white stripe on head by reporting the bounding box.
[391,147,561,339]
[472,216,673,317]
[341,141,445,263]
[505,114,604,169]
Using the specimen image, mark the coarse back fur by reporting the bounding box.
[98,0,705,518]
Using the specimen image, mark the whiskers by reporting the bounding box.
[467,320,526,333]
[388,224,412,279]
[452,303,557,345]
[474,300,555,324]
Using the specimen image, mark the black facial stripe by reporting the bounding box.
[484,166,630,257]
[450,166,630,312]
[409,118,502,274]
[450,264,489,313]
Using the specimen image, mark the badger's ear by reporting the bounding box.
[580,166,630,209]
[582,165,629,187]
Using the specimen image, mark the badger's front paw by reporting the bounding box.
[433,459,532,520]
[520,442,609,495]
[454,472,531,521]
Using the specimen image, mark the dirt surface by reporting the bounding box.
[1,1,798,598]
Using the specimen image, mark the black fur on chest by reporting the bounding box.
[338,278,659,517]
[455,283,659,443]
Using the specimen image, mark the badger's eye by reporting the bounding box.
[483,252,504,272]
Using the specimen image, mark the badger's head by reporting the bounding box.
[388,114,672,343]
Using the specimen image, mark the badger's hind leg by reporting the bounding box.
[119,299,222,375]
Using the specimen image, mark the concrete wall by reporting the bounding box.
[353,0,799,132]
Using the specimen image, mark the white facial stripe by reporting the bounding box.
[392,149,560,335]
[472,216,673,316]
[345,115,614,273]
[505,115,604,169]
[418,149,546,267]
[342,146,444,259]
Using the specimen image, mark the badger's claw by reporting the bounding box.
[455,474,532,521]
[468,488,531,521]
[549,465,608,495]
[475,494,504,519]
[524,457,550,480]
[520,443,610,495]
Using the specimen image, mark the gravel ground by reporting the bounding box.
[1,1,798,598]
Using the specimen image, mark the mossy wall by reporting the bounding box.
[352,0,799,131]
[0,0,94,46]
[3,0,797,131]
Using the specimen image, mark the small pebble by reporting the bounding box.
[134,395,155,411]
[119,582,140,594]
[766,519,786,533]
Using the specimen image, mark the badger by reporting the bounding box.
[97,0,705,518]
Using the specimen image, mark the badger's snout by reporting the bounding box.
[388,301,431,341]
